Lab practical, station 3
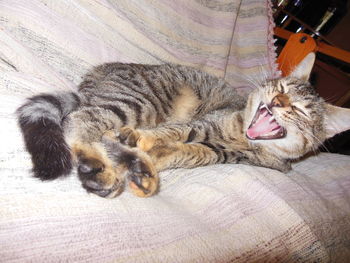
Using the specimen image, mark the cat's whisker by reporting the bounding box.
[322,93,341,103]
[294,121,328,154]
[255,52,273,82]
[229,71,260,90]
[305,133,326,159]
[257,61,268,84]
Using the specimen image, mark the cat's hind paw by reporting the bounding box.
[126,154,159,198]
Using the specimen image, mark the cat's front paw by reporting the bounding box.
[118,126,140,147]
[119,126,157,152]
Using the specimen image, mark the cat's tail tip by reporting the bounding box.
[19,117,74,180]
[16,92,80,180]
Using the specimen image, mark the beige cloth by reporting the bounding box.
[1,0,350,262]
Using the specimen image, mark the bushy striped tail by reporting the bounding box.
[17,92,81,180]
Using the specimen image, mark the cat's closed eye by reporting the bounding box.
[278,83,285,93]
[291,105,307,117]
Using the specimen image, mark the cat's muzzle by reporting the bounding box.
[246,103,286,140]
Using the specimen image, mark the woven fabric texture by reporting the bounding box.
[1,0,350,262]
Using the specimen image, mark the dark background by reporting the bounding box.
[273,0,350,154]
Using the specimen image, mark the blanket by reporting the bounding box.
[1,0,350,262]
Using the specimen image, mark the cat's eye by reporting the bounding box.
[291,105,307,117]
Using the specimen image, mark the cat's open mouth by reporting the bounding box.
[246,103,286,140]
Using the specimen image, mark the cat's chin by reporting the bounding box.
[246,103,286,141]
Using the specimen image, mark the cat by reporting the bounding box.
[17,53,350,198]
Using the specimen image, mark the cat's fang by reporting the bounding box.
[259,104,266,110]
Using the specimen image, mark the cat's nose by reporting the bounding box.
[271,94,290,108]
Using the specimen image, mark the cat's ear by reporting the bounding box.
[289,52,316,81]
[324,104,350,139]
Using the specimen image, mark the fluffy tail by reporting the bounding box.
[17,92,81,180]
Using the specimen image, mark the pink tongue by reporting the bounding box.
[247,110,279,139]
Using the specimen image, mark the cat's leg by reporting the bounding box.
[119,126,292,173]
[118,110,233,151]
[119,127,236,169]
[71,141,125,198]
[66,108,159,198]
[118,124,242,170]
[70,135,159,198]
[101,132,159,198]
[130,140,291,173]
[65,112,125,198]
[145,142,239,171]
[240,149,292,173]
[119,123,205,152]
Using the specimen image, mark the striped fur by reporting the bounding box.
[119,77,324,174]
[104,54,350,197]
[17,63,246,197]
[17,56,350,198]
[17,92,80,179]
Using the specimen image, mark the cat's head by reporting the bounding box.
[244,53,350,159]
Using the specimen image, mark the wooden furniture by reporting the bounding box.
[275,28,350,106]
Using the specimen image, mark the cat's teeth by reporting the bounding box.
[259,104,267,110]
[265,129,280,137]
[264,130,276,137]
[259,103,273,115]
[269,116,275,123]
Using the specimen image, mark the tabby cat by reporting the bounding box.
[17,53,350,198]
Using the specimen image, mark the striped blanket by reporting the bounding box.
[1,0,350,262]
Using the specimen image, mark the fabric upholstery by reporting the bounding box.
[1,0,349,262]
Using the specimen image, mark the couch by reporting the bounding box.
[1,0,350,262]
